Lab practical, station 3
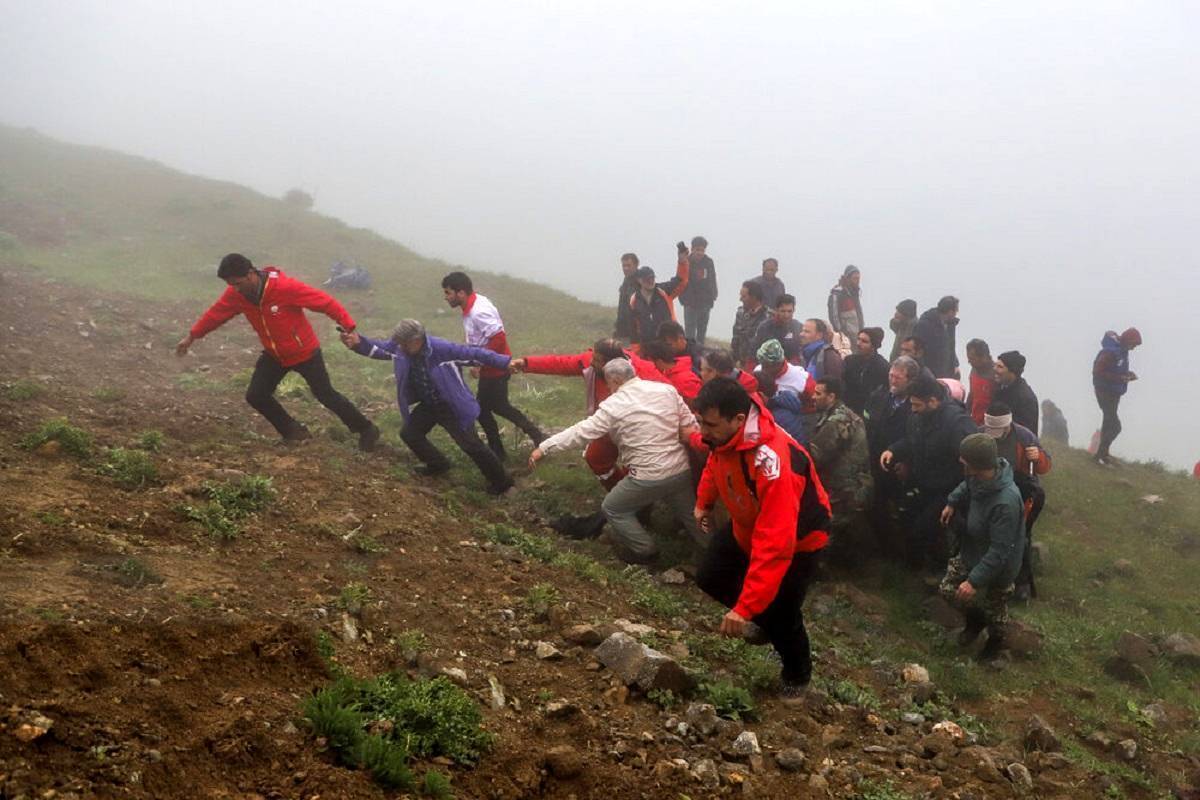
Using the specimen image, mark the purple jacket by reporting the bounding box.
[352,333,511,432]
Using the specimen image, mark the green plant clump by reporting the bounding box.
[523,583,561,616]
[700,680,757,721]
[98,447,158,488]
[21,418,93,458]
[180,474,275,539]
[337,581,371,614]
[4,379,43,401]
[136,430,166,452]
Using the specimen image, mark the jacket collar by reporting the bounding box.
[461,293,477,316]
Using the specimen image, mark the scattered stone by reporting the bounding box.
[901,663,930,684]
[658,568,687,585]
[593,632,694,693]
[1002,620,1045,657]
[911,681,937,705]
[487,675,506,710]
[544,699,579,719]
[339,613,359,642]
[563,624,604,647]
[1086,731,1114,748]
[918,732,956,757]
[1115,739,1138,761]
[12,712,53,743]
[1162,632,1200,667]
[1112,559,1135,577]
[612,618,656,636]
[863,745,892,754]
[652,758,690,780]
[684,702,719,737]
[545,745,584,779]
[808,774,829,792]
[1023,715,1061,753]
[1006,762,1034,792]
[1116,631,1157,669]
[933,720,966,741]
[1141,494,1164,505]
[691,758,720,787]
[146,749,163,762]
[535,641,562,660]
[821,724,851,750]
[726,731,761,758]
[902,712,926,726]
[546,605,572,629]
[440,667,469,685]
[775,747,806,772]
[1140,702,1168,728]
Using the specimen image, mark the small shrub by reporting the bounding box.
[620,565,688,618]
[422,769,453,799]
[114,557,160,588]
[181,502,239,539]
[857,780,915,800]
[482,523,557,563]
[395,629,428,657]
[4,380,43,401]
[98,447,157,489]
[355,734,415,790]
[206,475,275,515]
[136,430,165,452]
[830,679,880,710]
[523,583,560,617]
[338,582,371,614]
[93,386,126,403]
[647,688,679,710]
[351,533,387,554]
[21,419,92,458]
[304,683,364,754]
[701,680,757,721]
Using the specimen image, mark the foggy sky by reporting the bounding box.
[2,1,1198,466]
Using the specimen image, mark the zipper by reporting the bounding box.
[258,275,280,358]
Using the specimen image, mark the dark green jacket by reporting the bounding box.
[947,458,1025,589]
[808,401,872,510]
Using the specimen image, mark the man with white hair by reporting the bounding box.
[340,319,514,495]
[529,358,701,564]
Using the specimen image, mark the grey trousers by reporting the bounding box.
[600,470,702,560]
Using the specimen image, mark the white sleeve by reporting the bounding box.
[541,402,618,455]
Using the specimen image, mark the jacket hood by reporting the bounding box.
[967,457,1015,496]
[1100,330,1124,352]
[715,393,779,454]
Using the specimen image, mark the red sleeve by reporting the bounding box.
[1034,448,1052,475]
[190,289,243,339]
[696,455,719,510]
[278,276,356,330]
[632,355,670,384]
[737,370,759,394]
[524,351,590,376]
[803,373,816,399]
[667,254,690,300]
[671,360,702,404]
[733,449,801,619]
[485,329,511,356]
[968,375,994,424]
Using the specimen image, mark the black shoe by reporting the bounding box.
[977,631,1006,661]
[415,464,450,478]
[551,512,607,540]
[486,480,515,496]
[282,425,312,443]
[779,679,811,701]
[957,613,987,648]
[357,424,381,452]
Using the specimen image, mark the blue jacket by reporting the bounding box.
[1092,332,1130,396]
[352,334,511,432]
[767,390,807,444]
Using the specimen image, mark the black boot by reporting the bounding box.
[957,609,987,647]
[978,629,1007,661]
[551,511,606,540]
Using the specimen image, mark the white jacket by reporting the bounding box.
[541,378,693,481]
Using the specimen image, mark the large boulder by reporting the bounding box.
[1162,632,1200,667]
[593,632,694,693]
[1023,715,1061,753]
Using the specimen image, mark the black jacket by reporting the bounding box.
[994,377,1039,436]
[864,385,911,461]
[843,352,889,415]
[888,400,978,495]
[912,308,958,379]
[614,275,639,339]
[679,253,717,309]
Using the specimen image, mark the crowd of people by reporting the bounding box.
[176,249,1144,693]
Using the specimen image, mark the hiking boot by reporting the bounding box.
[779,679,811,707]
[957,612,987,648]
[551,511,607,540]
[357,423,381,452]
[743,622,771,646]
[486,479,515,497]
[977,630,1007,661]
[282,425,312,443]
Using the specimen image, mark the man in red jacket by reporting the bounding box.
[692,377,832,695]
[176,253,378,449]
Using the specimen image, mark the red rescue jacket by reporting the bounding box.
[189,267,355,367]
[696,396,831,619]
[523,349,667,414]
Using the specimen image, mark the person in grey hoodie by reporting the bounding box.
[938,433,1025,660]
[888,299,918,362]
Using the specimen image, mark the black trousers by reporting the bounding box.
[696,524,819,686]
[400,401,511,493]
[475,373,544,460]
[245,349,370,437]
[902,489,950,572]
[1016,485,1045,593]
[1096,390,1122,458]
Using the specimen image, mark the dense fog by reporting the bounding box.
[2,0,1197,466]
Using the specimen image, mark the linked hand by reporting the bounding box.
[940,505,955,526]
[528,447,544,470]
[955,581,976,603]
[509,358,527,374]
[720,610,747,638]
[469,366,481,379]
[175,335,193,357]
[340,330,361,349]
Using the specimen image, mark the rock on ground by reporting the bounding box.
[544,745,584,779]
[593,631,694,693]
[1023,714,1061,752]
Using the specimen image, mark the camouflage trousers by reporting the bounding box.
[938,556,1013,636]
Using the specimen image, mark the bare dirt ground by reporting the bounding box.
[0,268,1185,799]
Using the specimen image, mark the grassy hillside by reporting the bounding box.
[2,125,1199,799]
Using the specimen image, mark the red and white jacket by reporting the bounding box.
[696,396,831,619]
[460,293,511,379]
[189,267,354,367]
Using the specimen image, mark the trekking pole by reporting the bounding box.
[1025,456,1038,599]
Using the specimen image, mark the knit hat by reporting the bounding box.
[1120,327,1142,348]
[756,338,786,364]
[982,411,1013,439]
[960,433,998,471]
[997,350,1026,376]
[843,264,860,277]
[634,266,655,281]
[896,299,917,318]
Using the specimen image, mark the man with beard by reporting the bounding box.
[177,253,379,450]
[613,252,641,340]
[913,295,960,379]
[692,378,832,697]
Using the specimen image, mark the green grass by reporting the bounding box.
[337,582,371,614]
[136,430,166,452]
[113,557,160,588]
[856,780,915,800]
[4,379,43,401]
[93,386,127,403]
[20,418,93,458]
[522,583,561,617]
[179,474,275,539]
[97,447,157,489]
[699,680,757,721]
